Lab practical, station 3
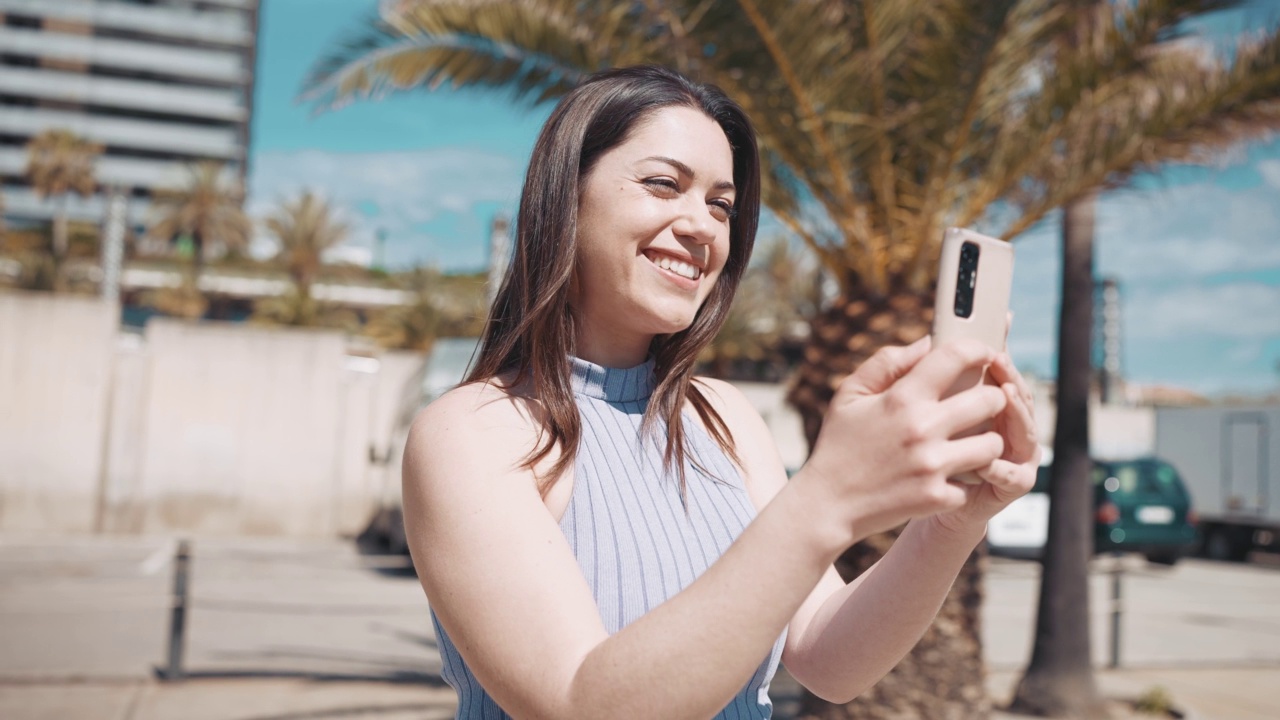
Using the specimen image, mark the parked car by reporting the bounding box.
[987,454,1199,565]
[1092,457,1199,564]
[360,337,481,557]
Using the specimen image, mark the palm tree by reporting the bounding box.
[266,190,349,297]
[702,237,820,379]
[366,267,444,351]
[24,128,102,287]
[148,161,253,273]
[303,2,1280,717]
[251,190,356,329]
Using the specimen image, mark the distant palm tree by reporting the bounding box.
[266,190,349,297]
[251,190,356,329]
[366,267,443,351]
[251,286,359,330]
[25,128,102,286]
[138,278,209,321]
[148,161,253,273]
[305,2,1280,717]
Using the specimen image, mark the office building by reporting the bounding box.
[0,0,259,229]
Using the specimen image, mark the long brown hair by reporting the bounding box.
[465,65,760,494]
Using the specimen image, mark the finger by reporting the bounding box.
[975,458,1034,498]
[940,431,1005,477]
[841,335,931,399]
[896,338,995,401]
[986,355,1038,459]
[1003,311,1014,351]
[929,481,970,512]
[988,353,1034,407]
[933,384,1007,439]
[997,382,1039,463]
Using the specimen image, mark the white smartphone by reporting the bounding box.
[931,227,1015,484]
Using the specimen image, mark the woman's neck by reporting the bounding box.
[574,323,653,368]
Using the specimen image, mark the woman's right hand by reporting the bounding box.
[795,336,1009,548]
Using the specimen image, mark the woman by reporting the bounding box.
[402,65,1038,719]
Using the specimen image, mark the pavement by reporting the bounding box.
[1,534,1278,719]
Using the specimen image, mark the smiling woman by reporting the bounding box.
[400,65,1041,720]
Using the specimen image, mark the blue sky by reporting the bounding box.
[248,0,1280,397]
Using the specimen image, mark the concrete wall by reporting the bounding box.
[0,291,1167,535]
[129,321,350,536]
[0,292,117,532]
[0,293,427,538]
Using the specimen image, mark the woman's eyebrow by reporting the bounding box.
[642,155,736,192]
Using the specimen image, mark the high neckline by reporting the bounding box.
[570,355,656,403]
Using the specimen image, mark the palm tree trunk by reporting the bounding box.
[46,194,70,292]
[1009,193,1108,717]
[52,194,69,262]
[788,291,990,720]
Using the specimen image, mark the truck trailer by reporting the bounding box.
[1154,403,1279,561]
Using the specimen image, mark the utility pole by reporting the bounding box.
[100,186,128,302]
[1095,276,1122,404]
[486,214,511,307]
[374,228,387,273]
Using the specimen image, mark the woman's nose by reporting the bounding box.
[673,200,717,245]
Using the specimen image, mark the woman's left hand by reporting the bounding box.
[930,352,1041,539]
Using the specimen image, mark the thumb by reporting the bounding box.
[842,335,931,399]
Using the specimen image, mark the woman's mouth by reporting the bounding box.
[643,251,702,281]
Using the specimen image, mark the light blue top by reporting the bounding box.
[431,356,786,718]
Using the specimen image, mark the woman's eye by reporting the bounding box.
[708,200,736,221]
[642,178,679,194]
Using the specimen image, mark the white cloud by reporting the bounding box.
[1126,282,1280,342]
[1259,159,1280,190]
[1094,182,1280,280]
[247,147,524,268]
[1001,156,1280,396]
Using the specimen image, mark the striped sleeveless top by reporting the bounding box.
[430,356,786,718]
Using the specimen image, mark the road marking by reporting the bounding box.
[139,544,171,575]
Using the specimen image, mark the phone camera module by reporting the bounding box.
[953,242,980,319]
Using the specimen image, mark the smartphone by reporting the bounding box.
[931,227,1015,483]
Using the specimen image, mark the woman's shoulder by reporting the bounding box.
[406,378,545,472]
[690,376,789,507]
[690,376,768,440]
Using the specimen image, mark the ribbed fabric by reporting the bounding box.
[432,356,786,719]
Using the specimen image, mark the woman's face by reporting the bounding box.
[573,105,736,365]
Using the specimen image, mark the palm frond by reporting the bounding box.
[25,129,102,199]
[299,2,640,110]
[308,0,1280,296]
[266,190,351,290]
[148,162,252,261]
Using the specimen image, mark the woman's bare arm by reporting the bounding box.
[701,346,1038,703]
[404,339,1009,719]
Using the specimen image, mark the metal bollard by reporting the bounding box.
[1109,551,1123,669]
[161,539,191,680]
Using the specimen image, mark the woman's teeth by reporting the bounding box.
[648,254,701,280]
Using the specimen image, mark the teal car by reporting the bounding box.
[1092,457,1199,565]
[988,455,1199,565]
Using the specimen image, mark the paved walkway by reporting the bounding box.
[3,535,1278,719]
[988,666,1280,719]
